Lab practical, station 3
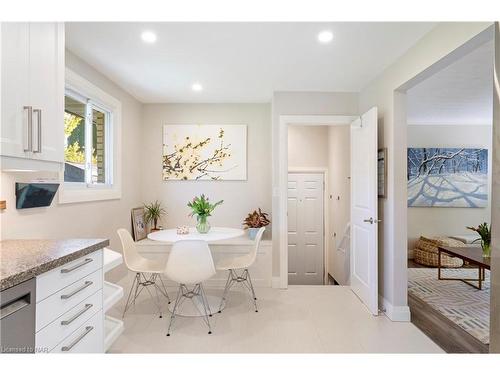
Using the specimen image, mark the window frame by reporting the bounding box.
[59,68,122,204]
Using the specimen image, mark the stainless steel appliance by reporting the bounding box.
[0,279,36,353]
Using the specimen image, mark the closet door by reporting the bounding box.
[288,173,325,285]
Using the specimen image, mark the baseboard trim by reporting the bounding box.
[379,295,411,322]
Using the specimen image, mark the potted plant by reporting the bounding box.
[243,208,270,239]
[187,194,224,234]
[467,222,491,258]
[144,200,166,232]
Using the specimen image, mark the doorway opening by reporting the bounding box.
[286,124,350,286]
[396,27,495,352]
[279,112,380,314]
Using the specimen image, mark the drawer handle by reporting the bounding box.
[0,294,30,320]
[60,303,93,326]
[61,326,94,352]
[61,258,93,274]
[61,281,93,300]
[23,106,33,152]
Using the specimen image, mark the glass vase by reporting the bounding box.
[481,241,491,258]
[196,215,211,234]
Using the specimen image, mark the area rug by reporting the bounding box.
[408,268,490,344]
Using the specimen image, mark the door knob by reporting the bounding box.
[363,217,382,224]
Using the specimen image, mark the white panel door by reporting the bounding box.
[1,23,30,158]
[288,173,324,285]
[29,22,64,163]
[350,107,378,315]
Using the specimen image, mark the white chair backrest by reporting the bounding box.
[248,227,266,266]
[165,240,216,285]
[117,228,144,271]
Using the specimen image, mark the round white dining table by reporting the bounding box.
[147,226,245,242]
[147,226,246,317]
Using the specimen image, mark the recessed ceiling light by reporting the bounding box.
[141,31,157,43]
[317,30,333,44]
[192,83,203,92]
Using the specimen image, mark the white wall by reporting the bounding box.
[359,22,492,320]
[407,124,492,254]
[328,125,350,285]
[0,51,144,281]
[288,125,329,168]
[272,91,359,277]
[140,103,272,234]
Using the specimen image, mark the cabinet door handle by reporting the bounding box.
[61,258,93,274]
[33,108,42,153]
[23,106,33,152]
[60,281,93,300]
[60,303,93,326]
[61,326,94,352]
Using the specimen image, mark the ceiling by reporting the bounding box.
[65,22,436,103]
[407,40,494,125]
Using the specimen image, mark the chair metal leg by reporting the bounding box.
[245,269,259,312]
[218,271,233,313]
[122,273,139,318]
[123,272,169,318]
[198,283,213,334]
[166,285,183,336]
[152,275,164,318]
[156,275,171,304]
[219,268,259,313]
[167,283,213,336]
[133,273,141,305]
[140,273,163,318]
[199,283,213,317]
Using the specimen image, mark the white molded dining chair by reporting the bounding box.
[165,240,216,336]
[216,226,266,313]
[117,228,170,318]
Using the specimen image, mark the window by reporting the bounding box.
[64,90,111,185]
[60,69,121,204]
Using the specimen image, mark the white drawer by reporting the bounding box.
[36,250,103,302]
[36,290,103,352]
[36,269,103,331]
[50,310,104,353]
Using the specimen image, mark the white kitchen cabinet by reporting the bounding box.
[1,22,64,169]
[0,23,30,159]
[35,250,105,354]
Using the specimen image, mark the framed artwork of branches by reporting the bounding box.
[162,124,247,180]
[407,147,488,208]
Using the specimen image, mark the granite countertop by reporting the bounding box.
[0,239,109,291]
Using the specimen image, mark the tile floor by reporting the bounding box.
[107,275,444,353]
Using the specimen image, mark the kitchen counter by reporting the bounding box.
[0,239,109,291]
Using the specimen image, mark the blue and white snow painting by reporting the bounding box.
[407,148,488,208]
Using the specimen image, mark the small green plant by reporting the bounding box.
[187,194,223,218]
[243,208,271,228]
[467,222,491,257]
[144,200,166,230]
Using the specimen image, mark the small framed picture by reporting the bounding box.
[378,148,387,199]
[131,207,147,241]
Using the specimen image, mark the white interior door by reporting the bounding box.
[350,107,379,315]
[288,173,324,285]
